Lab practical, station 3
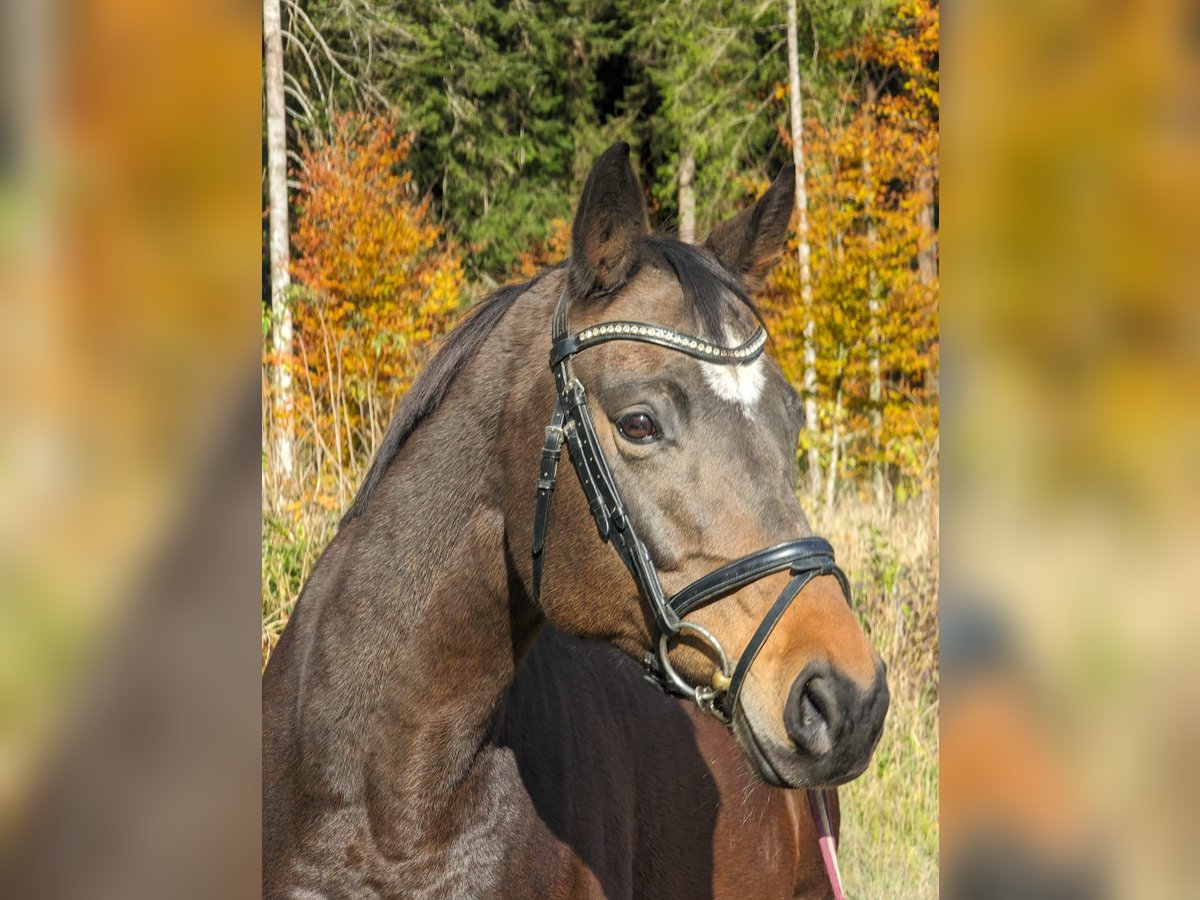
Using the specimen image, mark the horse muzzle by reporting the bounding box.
[735,660,890,789]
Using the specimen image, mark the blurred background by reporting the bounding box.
[0,0,262,897]
[0,0,1195,897]
[940,0,1200,895]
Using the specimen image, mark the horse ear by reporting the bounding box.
[703,163,795,290]
[570,142,648,299]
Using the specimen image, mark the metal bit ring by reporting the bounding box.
[656,620,732,716]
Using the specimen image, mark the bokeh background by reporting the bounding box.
[1,1,262,897]
[940,0,1200,895]
[0,0,1195,897]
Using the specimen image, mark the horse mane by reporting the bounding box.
[339,268,556,527]
[340,237,762,528]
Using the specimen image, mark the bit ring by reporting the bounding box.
[656,620,732,713]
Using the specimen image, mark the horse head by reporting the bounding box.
[501,143,889,789]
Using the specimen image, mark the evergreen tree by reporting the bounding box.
[288,0,622,280]
[279,0,889,278]
[618,0,786,236]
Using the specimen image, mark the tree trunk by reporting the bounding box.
[678,146,696,243]
[265,0,294,479]
[917,167,937,285]
[862,80,885,509]
[918,166,939,436]
[786,0,821,499]
[824,345,847,511]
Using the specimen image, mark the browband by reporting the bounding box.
[551,321,767,368]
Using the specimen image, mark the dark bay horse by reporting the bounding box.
[263,143,888,898]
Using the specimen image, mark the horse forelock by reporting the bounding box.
[636,235,765,343]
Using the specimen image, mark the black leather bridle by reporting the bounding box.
[531,288,852,723]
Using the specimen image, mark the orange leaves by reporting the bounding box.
[268,111,465,510]
[762,3,939,497]
[861,0,940,118]
[292,114,448,313]
[513,218,570,280]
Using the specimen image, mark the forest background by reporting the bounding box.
[261,0,939,893]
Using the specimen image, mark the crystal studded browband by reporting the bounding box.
[550,320,768,368]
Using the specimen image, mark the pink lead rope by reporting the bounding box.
[807,789,846,900]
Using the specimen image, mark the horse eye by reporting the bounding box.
[616,412,660,443]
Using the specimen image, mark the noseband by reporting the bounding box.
[531,288,852,723]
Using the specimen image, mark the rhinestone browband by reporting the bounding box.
[551,321,768,367]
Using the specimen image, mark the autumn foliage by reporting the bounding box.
[265,113,464,513]
[261,2,940,638]
[764,0,939,504]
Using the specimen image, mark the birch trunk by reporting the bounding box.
[678,146,696,244]
[919,167,939,430]
[863,80,885,509]
[917,167,937,285]
[265,0,294,479]
[824,345,847,511]
[786,0,821,498]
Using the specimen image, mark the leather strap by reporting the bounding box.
[559,380,676,634]
[531,399,566,601]
[723,557,850,719]
[669,538,837,618]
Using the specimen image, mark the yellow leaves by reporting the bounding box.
[759,5,940,491]
[291,112,445,315]
[265,110,466,509]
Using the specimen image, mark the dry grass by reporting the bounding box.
[811,493,940,897]
[261,506,334,662]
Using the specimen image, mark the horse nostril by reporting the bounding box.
[784,671,843,757]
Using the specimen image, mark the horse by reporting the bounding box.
[262,142,889,899]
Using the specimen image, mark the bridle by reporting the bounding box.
[531,287,853,724]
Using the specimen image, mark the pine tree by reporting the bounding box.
[287,0,621,280]
[619,0,787,236]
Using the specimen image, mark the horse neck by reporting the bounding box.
[323,276,557,850]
